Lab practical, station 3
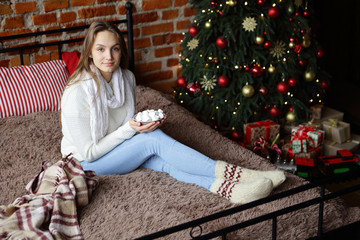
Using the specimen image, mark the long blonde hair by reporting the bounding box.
[66,21,129,89]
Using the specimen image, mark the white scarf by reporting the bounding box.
[82,67,135,143]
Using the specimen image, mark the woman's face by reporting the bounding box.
[91,30,121,82]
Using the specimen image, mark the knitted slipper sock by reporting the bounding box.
[215,160,286,188]
[210,178,273,204]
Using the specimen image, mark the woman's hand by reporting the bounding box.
[129,115,167,133]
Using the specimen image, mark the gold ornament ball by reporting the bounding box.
[286,111,296,123]
[268,65,275,74]
[302,34,311,48]
[205,21,212,29]
[227,0,237,6]
[242,85,255,98]
[289,41,295,48]
[256,36,264,45]
[302,39,311,48]
[304,70,315,82]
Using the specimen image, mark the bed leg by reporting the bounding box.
[317,185,325,237]
[272,217,277,240]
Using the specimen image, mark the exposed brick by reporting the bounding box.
[44,40,59,51]
[64,22,86,33]
[50,52,60,60]
[3,16,24,29]
[142,23,173,36]
[142,0,172,11]
[133,12,158,24]
[118,4,136,15]
[152,33,183,46]
[133,38,151,49]
[14,2,36,14]
[176,19,191,30]
[0,4,12,15]
[32,13,57,26]
[135,61,162,73]
[59,11,77,23]
[44,0,68,12]
[142,70,173,83]
[67,36,85,47]
[78,5,115,19]
[97,0,122,3]
[175,44,182,54]
[70,0,95,7]
[134,51,142,61]
[174,0,189,7]
[10,56,31,67]
[167,58,179,67]
[0,29,33,42]
[162,9,178,20]
[0,60,10,68]
[155,47,173,58]
[184,7,197,17]
[42,26,61,37]
[34,54,51,64]
[133,28,141,37]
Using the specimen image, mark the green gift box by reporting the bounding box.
[322,119,351,144]
[292,139,307,153]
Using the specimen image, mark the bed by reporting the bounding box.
[1,3,360,239]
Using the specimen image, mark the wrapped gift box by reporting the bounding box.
[318,150,359,175]
[291,125,325,148]
[292,139,308,153]
[321,106,344,122]
[323,138,360,156]
[322,119,351,143]
[310,104,324,120]
[283,142,323,161]
[243,120,280,146]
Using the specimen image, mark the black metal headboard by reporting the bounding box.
[0,2,134,72]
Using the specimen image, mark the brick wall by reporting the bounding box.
[0,0,196,93]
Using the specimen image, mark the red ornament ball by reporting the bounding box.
[231,131,242,141]
[250,65,264,78]
[268,6,280,18]
[245,66,250,71]
[303,10,310,17]
[216,36,228,49]
[298,59,308,67]
[277,82,289,94]
[189,26,199,37]
[270,107,281,117]
[320,80,330,90]
[176,76,187,88]
[263,40,272,49]
[288,78,297,87]
[187,82,201,96]
[210,1,218,8]
[317,49,325,58]
[259,86,269,96]
[257,0,265,5]
[218,75,230,87]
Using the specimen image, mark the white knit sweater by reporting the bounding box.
[60,69,137,162]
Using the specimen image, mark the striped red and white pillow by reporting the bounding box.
[0,60,70,118]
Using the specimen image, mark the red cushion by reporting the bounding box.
[0,60,69,118]
[62,51,80,75]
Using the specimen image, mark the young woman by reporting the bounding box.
[60,21,286,204]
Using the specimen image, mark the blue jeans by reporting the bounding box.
[81,129,216,190]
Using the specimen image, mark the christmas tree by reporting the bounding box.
[175,0,329,138]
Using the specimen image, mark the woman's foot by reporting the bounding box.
[215,161,286,188]
[210,178,273,204]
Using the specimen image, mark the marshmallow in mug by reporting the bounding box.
[135,109,164,123]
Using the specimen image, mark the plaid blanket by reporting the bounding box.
[0,155,98,240]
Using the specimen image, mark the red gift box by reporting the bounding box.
[243,120,280,146]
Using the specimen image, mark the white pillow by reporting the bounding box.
[0,60,70,118]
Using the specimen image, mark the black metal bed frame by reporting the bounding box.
[1,2,360,239]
